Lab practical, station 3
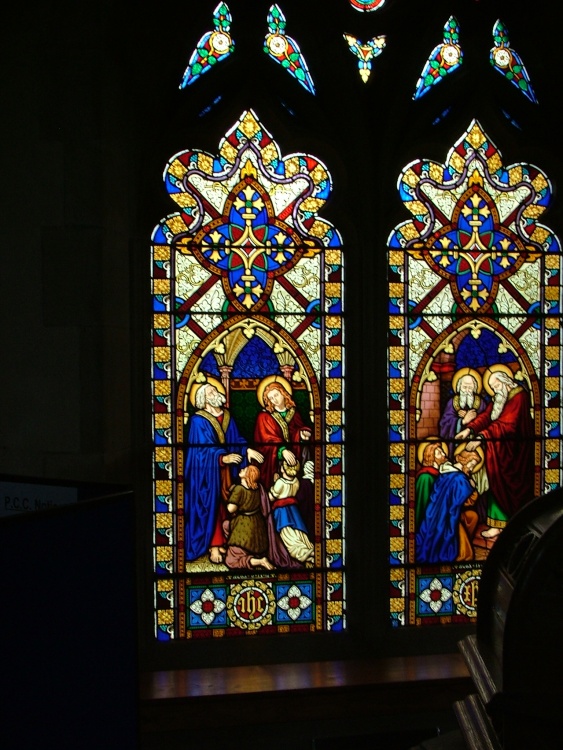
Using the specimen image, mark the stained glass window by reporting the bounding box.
[343,34,386,83]
[490,20,537,104]
[151,109,345,639]
[150,2,560,652]
[412,16,462,101]
[179,2,235,89]
[387,120,562,626]
[264,4,315,94]
[348,0,386,11]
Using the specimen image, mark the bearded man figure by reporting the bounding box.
[439,368,490,514]
[439,369,487,444]
[456,366,535,540]
[184,382,263,564]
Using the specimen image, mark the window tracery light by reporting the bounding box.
[413,16,463,101]
[348,0,386,11]
[264,4,316,94]
[179,2,235,89]
[343,33,386,82]
[490,20,538,104]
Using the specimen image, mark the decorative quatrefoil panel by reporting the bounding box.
[389,120,559,315]
[154,109,339,313]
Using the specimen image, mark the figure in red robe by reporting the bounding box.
[456,367,535,540]
[253,379,312,490]
[252,377,314,567]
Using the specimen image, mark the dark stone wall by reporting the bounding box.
[2,3,132,482]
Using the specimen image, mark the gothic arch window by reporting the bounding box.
[387,122,562,626]
[151,109,345,639]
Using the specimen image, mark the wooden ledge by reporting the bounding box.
[140,654,471,733]
[141,653,470,700]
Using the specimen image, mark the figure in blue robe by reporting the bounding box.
[184,384,250,562]
[416,459,478,563]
